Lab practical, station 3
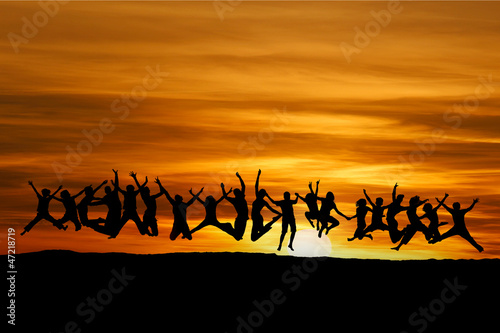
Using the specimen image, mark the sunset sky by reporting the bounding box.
[1,1,499,259]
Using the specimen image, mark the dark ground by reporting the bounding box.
[5,250,499,333]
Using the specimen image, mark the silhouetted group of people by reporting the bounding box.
[21,170,484,253]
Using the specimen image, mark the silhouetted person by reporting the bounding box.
[222,172,249,241]
[190,184,238,238]
[419,193,449,241]
[89,169,122,236]
[429,197,483,252]
[156,177,203,241]
[109,171,149,238]
[296,180,320,228]
[362,189,389,233]
[250,169,282,242]
[348,199,372,241]
[132,172,162,237]
[77,180,107,227]
[21,181,65,235]
[267,191,298,251]
[392,195,430,251]
[386,183,408,243]
[317,191,349,238]
[53,188,86,231]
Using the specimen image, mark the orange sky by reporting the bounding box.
[1,1,499,259]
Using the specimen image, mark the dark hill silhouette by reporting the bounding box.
[8,250,499,333]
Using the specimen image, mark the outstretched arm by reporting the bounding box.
[187,187,204,206]
[217,184,232,204]
[295,193,306,203]
[363,189,375,207]
[263,200,281,215]
[417,198,429,207]
[292,194,299,204]
[266,193,277,205]
[28,181,41,198]
[189,188,205,205]
[48,185,63,200]
[435,197,453,213]
[112,169,119,189]
[332,202,349,220]
[434,193,449,211]
[464,198,479,213]
[255,169,261,197]
[93,180,108,194]
[308,182,314,194]
[236,172,245,194]
[315,180,320,196]
[155,177,175,205]
[72,188,86,199]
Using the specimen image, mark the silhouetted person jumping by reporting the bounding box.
[77,180,107,227]
[21,181,65,235]
[53,187,86,231]
[132,172,162,237]
[222,172,249,241]
[267,191,298,251]
[392,195,430,251]
[109,171,150,238]
[250,170,282,242]
[419,193,449,241]
[429,197,483,252]
[386,183,408,243]
[317,191,349,238]
[296,180,321,228]
[347,198,372,241]
[89,169,122,236]
[190,183,238,238]
[362,189,389,234]
[156,177,203,241]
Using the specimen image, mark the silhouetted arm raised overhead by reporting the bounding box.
[28,181,41,198]
[112,169,119,189]
[435,197,453,214]
[189,188,205,205]
[296,193,306,203]
[155,177,175,205]
[464,198,479,213]
[265,193,277,205]
[255,169,261,197]
[315,180,320,196]
[217,183,232,204]
[292,194,299,204]
[363,189,375,207]
[434,193,449,211]
[48,185,63,200]
[417,198,429,207]
[392,183,398,202]
[236,172,245,194]
[186,187,204,206]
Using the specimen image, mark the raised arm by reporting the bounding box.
[315,180,320,196]
[434,193,449,211]
[266,193,277,205]
[130,171,141,188]
[236,172,245,194]
[155,177,175,205]
[292,194,298,204]
[217,184,232,204]
[464,198,479,213]
[28,181,41,198]
[308,182,314,194]
[363,189,375,207]
[392,183,398,202]
[93,180,108,194]
[255,169,261,197]
[189,188,205,205]
[435,197,452,213]
[186,187,204,206]
[417,198,429,207]
[48,185,63,200]
[72,188,86,199]
[112,169,119,189]
[263,200,281,215]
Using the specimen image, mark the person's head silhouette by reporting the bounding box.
[104,186,112,194]
[396,194,404,203]
[41,188,51,197]
[141,186,151,196]
[283,192,291,200]
[356,198,367,207]
[126,185,134,193]
[326,191,334,200]
[84,186,93,196]
[375,197,383,206]
[423,203,433,213]
[175,194,183,203]
[206,195,215,205]
[60,190,70,199]
[257,189,266,199]
[453,202,461,210]
[233,188,243,198]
